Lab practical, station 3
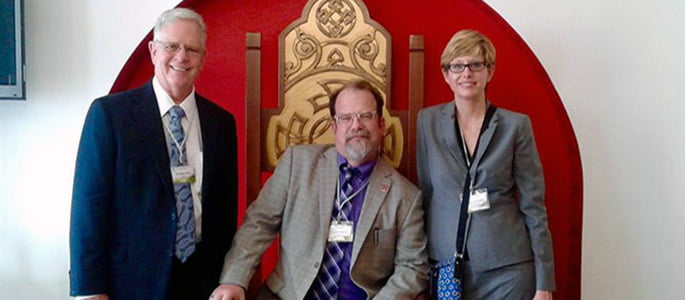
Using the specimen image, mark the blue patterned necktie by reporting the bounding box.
[167,106,196,262]
[307,164,358,299]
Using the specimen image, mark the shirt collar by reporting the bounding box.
[153,76,198,121]
[336,153,377,179]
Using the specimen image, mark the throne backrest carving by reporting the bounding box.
[265,0,404,169]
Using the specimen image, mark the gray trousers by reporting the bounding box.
[463,260,535,300]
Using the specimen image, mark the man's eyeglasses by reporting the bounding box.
[333,111,377,125]
[154,40,205,58]
[445,62,488,73]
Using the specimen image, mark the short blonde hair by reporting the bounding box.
[440,29,496,70]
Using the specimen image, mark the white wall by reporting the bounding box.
[0,0,178,298]
[0,0,683,299]
[483,0,685,299]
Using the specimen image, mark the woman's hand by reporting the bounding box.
[532,290,553,300]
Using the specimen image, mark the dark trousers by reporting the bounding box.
[167,245,214,300]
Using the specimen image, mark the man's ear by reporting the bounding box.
[148,41,156,63]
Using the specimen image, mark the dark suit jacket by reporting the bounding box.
[219,145,429,300]
[416,102,555,291]
[69,82,238,299]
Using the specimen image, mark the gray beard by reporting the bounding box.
[345,139,373,162]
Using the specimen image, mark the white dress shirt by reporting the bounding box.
[153,77,204,241]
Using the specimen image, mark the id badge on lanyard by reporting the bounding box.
[171,165,196,184]
[328,221,354,242]
[458,118,490,213]
[467,188,490,213]
[327,177,369,243]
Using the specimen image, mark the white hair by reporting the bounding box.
[153,8,207,44]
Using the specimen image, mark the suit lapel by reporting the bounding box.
[130,83,173,193]
[196,96,213,200]
[319,148,339,242]
[350,159,392,264]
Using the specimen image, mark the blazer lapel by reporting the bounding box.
[318,148,339,242]
[471,110,499,172]
[130,83,173,193]
[350,159,392,264]
[439,103,464,168]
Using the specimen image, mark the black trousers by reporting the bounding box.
[167,245,216,300]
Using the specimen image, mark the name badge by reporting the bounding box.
[467,188,490,213]
[171,165,196,184]
[328,221,354,242]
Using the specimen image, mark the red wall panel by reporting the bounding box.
[111,0,582,298]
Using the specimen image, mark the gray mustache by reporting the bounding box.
[346,131,369,141]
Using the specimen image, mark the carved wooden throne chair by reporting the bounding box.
[244,0,425,290]
[246,0,425,205]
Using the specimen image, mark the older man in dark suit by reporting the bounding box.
[69,8,237,300]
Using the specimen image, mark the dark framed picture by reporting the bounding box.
[1,0,25,100]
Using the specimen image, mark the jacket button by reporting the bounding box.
[314,262,319,268]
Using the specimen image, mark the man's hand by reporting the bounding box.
[209,284,245,300]
[532,290,553,300]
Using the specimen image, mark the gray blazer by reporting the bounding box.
[416,102,555,291]
[220,145,429,299]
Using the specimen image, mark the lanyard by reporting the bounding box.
[163,111,197,164]
[453,104,497,270]
[454,104,497,190]
[457,127,476,191]
[335,177,370,221]
[460,129,471,168]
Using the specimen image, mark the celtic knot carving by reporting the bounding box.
[316,0,356,38]
[267,0,403,168]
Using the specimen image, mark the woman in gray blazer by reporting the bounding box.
[416,30,555,300]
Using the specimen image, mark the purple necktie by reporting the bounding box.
[306,164,358,299]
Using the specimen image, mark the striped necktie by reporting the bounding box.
[306,164,358,299]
